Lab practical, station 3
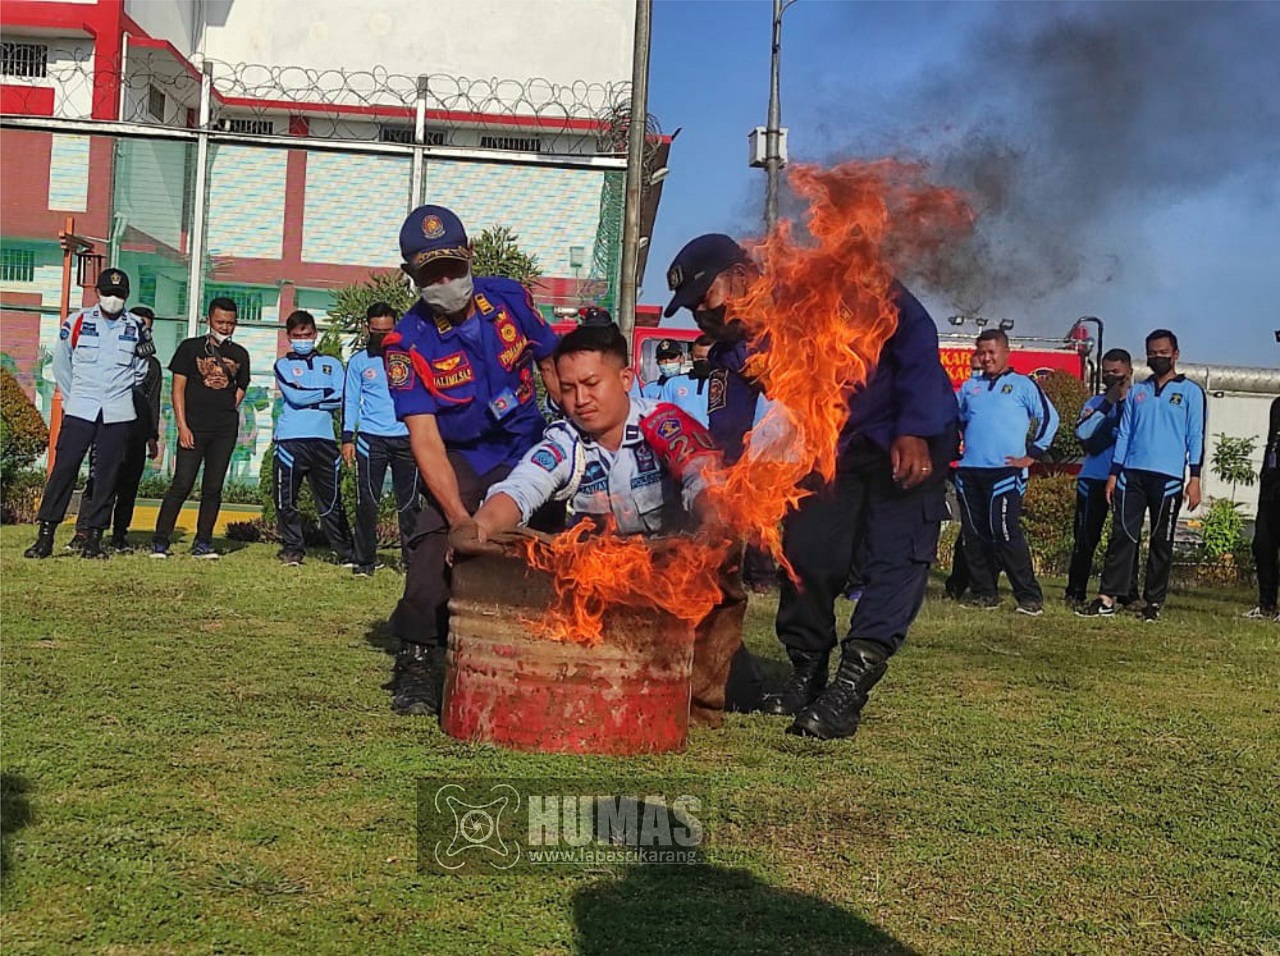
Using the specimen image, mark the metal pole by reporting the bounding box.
[185,62,213,339]
[411,74,428,210]
[617,0,652,343]
[765,0,783,232]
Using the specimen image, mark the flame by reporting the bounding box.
[525,160,974,644]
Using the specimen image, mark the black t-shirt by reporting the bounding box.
[169,336,251,433]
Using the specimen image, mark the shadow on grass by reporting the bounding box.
[1,773,32,884]
[364,619,398,656]
[573,864,918,956]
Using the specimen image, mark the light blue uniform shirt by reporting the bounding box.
[485,397,714,535]
[1111,374,1206,479]
[658,373,710,426]
[956,369,1059,469]
[54,305,150,424]
[1074,394,1125,480]
[274,351,345,441]
[342,349,408,440]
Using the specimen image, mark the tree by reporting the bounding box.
[1034,370,1092,475]
[0,369,49,485]
[1210,433,1257,500]
[471,225,542,289]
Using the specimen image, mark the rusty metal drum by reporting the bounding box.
[442,552,695,754]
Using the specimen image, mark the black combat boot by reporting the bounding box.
[787,639,889,740]
[23,522,57,559]
[759,648,831,717]
[80,529,110,560]
[391,642,444,716]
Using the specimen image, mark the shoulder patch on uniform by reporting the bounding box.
[708,369,728,413]
[386,350,414,389]
[59,326,70,340]
[531,445,563,472]
[655,415,683,441]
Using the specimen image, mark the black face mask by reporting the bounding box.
[1147,356,1173,377]
[694,305,747,344]
[690,359,711,380]
[367,332,388,356]
[1102,375,1126,389]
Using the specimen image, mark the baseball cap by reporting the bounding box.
[663,233,750,318]
[578,306,614,328]
[96,267,130,297]
[399,204,469,271]
[655,338,682,359]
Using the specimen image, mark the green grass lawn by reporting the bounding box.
[1,524,1276,954]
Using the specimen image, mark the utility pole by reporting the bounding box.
[764,0,798,232]
[618,0,653,342]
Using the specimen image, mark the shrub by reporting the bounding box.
[0,467,45,524]
[1036,370,1091,475]
[1,369,48,485]
[1021,473,1079,575]
[1200,498,1245,561]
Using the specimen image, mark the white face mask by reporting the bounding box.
[210,330,231,344]
[418,273,474,316]
[98,295,126,316]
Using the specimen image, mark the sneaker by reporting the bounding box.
[352,564,375,578]
[109,537,133,554]
[964,595,1000,611]
[1243,605,1277,620]
[1016,602,1044,617]
[149,541,170,559]
[1142,604,1160,623]
[190,541,220,560]
[1076,598,1116,618]
[278,550,304,567]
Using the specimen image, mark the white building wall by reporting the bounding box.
[124,0,201,58]
[197,0,633,98]
[1,37,96,118]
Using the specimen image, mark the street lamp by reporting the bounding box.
[755,0,799,232]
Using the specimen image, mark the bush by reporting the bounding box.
[1200,498,1245,561]
[0,467,45,524]
[1,369,48,486]
[1021,473,1080,575]
[1036,370,1091,474]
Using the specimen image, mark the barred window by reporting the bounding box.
[479,134,542,153]
[147,85,166,122]
[378,125,413,144]
[226,117,275,136]
[204,286,264,323]
[0,248,36,283]
[1,42,48,79]
[379,125,446,145]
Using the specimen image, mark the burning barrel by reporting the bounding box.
[443,549,696,754]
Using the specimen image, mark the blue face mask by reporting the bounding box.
[291,339,315,355]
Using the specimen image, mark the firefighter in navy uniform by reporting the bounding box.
[664,234,957,741]
[25,269,152,560]
[1247,381,1280,622]
[383,204,561,716]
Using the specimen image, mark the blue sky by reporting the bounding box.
[642,1,1279,367]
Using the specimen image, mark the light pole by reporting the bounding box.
[764,0,799,232]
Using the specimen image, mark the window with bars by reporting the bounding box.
[203,286,264,323]
[479,134,542,153]
[226,117,275,136]
[1,42,48,78]
[0,248,36,283]
[378,125,447,145]
[147,85,166,122]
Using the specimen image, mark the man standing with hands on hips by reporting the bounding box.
[382,204,560,717]
[1079,329,1204,622]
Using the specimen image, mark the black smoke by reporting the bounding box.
[810,2,1280,322]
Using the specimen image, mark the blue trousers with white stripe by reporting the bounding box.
[1100,468,1182,607]
[273,438,354,560]
[956,466,1042,605]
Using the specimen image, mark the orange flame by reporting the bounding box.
[525,160,974,643]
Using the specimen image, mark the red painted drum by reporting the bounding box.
[442,553,695,754]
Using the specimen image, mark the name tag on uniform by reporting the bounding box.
[488,386,519,421]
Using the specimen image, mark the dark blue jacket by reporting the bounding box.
[708,281,956,465]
